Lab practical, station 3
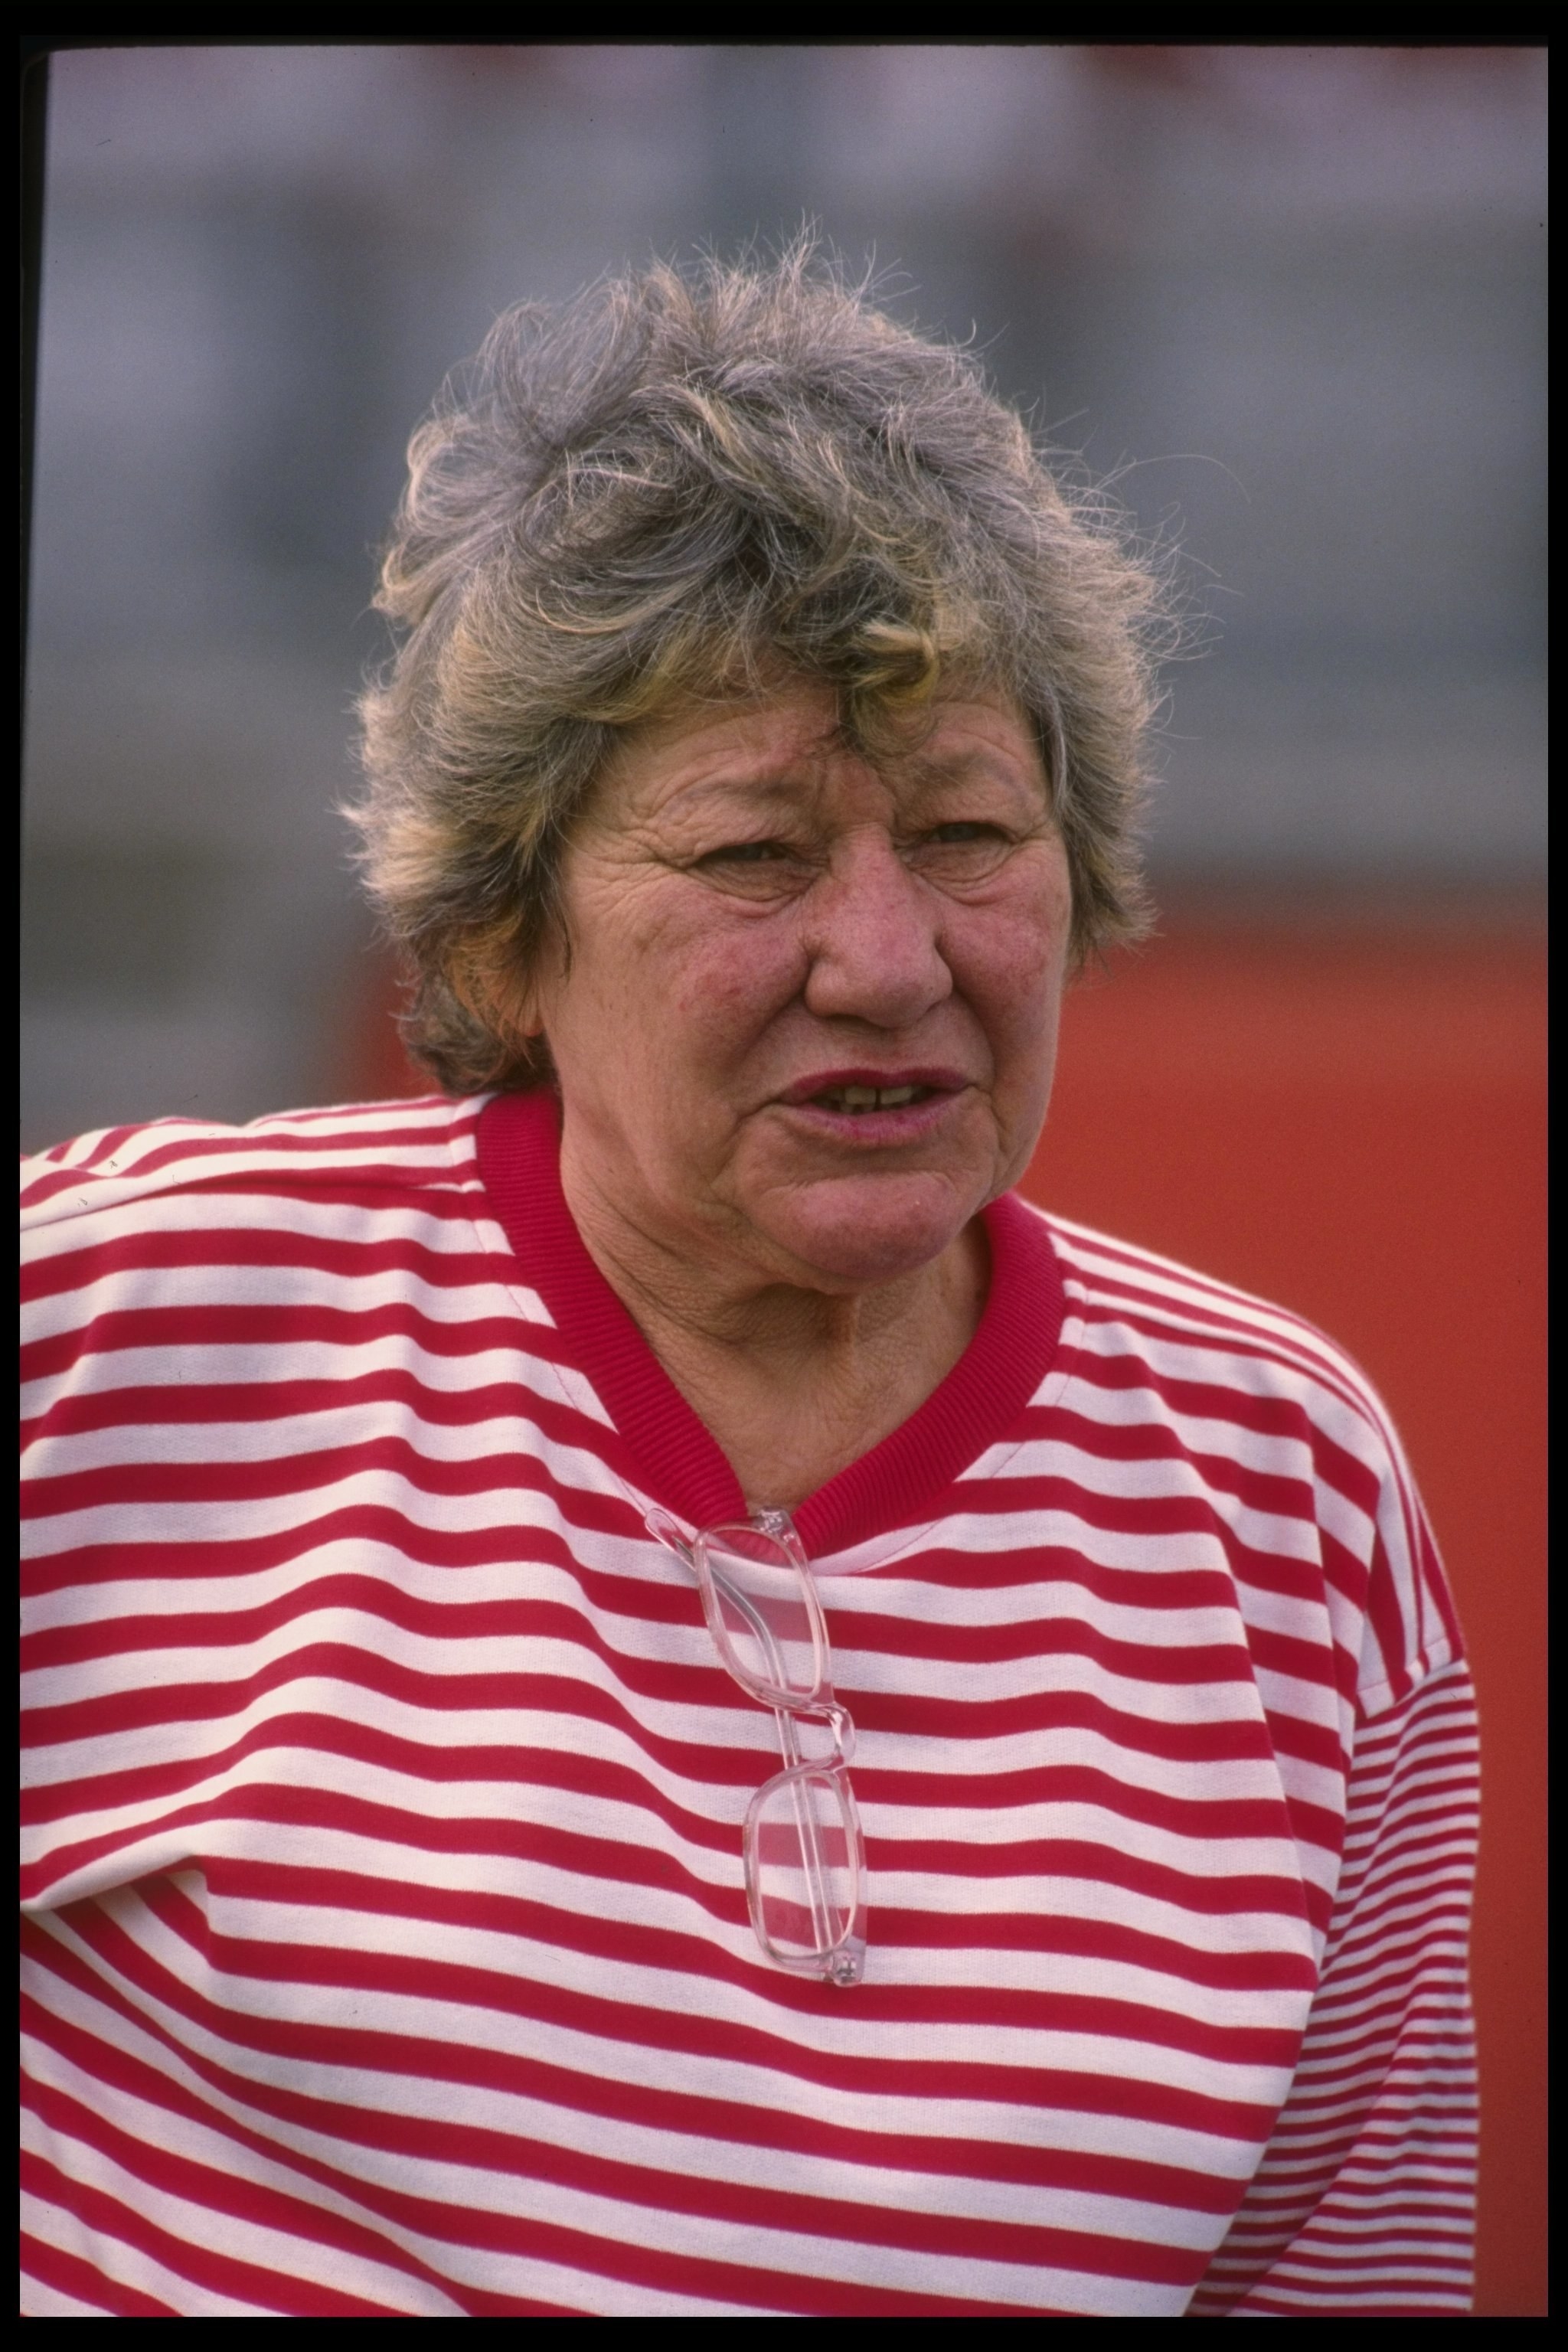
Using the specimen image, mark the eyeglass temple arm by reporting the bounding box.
[645,1508,840,1732]
[709,1563,794,1695]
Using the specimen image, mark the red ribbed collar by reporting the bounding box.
[475,1088,1063,1559]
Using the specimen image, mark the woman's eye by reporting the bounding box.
[704,841,787,864]
[690,839,813,895]
[906,822,1015,880]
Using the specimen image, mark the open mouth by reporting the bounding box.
[780,1068,967,1123]
[809,1083,933,1115]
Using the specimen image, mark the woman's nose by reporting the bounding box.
[799,830,952,1027]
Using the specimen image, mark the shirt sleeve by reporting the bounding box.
[1186,1657,1479,2315]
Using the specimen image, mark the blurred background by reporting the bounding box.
[21,43,1545,2314]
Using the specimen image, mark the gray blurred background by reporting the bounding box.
[21,43,1547,1152]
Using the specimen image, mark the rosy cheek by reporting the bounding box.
[671,928,799,1030]
[964,907,1061,1001]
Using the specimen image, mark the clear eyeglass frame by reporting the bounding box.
[646,1503,868,1988]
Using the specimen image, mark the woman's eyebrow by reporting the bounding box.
[652,737,1044,817]
[900,746,1048,800]
[655,762,828,816]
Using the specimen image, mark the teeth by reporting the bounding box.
[821,1083,923,1112]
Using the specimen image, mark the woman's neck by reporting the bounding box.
[560,1167,990,1511]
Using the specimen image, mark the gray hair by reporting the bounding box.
[351,248,1168,1092]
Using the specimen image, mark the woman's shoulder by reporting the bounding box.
[1020,1195,1409,1462]
[21,1093,488,1238]
[1016,1199,1462,1717]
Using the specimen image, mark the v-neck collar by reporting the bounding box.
[475,1087,1065,1560]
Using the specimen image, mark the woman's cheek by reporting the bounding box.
[674,923,799,1035]
[961,901,1063,1021]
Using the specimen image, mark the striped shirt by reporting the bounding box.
[21,1087,1478,2317]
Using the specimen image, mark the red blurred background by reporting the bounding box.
[351,900,1547,2316]
[1030,902,1547,2323]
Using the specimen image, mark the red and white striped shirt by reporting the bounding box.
[21,1088,1478,2316]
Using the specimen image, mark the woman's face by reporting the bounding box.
[521,680,1074,1299]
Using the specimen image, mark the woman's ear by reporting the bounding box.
[511,970,548,1042]
[446,928,544,1047]
[510,913,570,1042]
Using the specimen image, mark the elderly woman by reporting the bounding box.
[21,256,1476,2318]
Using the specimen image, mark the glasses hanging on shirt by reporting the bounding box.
[645,1504,868,1988]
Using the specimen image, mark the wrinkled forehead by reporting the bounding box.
[590,681,1050,830]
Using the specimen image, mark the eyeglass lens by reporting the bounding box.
[746,1768,865,1984]
[697,1524,827,1708]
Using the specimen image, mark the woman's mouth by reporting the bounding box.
[811,1082,930,1115]
[776,1070,970,1142]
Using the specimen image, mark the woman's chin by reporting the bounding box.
[759,1171,980,1291]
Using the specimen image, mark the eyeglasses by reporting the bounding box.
[646,1504,867,1988]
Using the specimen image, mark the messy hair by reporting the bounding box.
[351,246,1168,1092]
